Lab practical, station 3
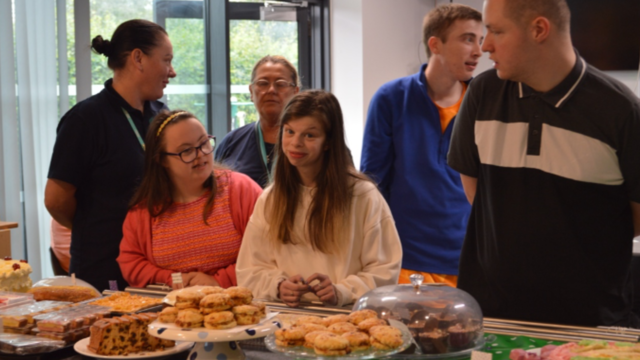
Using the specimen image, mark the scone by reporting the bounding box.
[327,321,358,335]
[224,286,253,306]
[304,330,333,348]
[175,308,203,328]
[369,325,403,350]
[200,286,224,296]
[175,292,203,310]
[200,293,232,314]
[323,314,349,327]
[274,327,306,347]
[348,309,378,325]
[357,317,388,333]
[251,301,266,318]
[231,305,260,325]
[314,332,351,356]
[294,315,324,327]
[342,331,371,351]
[204,311,237,330]
[158,307,179,323]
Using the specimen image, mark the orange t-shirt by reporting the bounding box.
[435,82,468,133]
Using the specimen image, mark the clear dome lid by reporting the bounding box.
[352,274,484,356]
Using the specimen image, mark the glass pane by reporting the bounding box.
[64,0,76,111]
[89,0,153,87]
[165,17,207,125]
[229,20,298,130]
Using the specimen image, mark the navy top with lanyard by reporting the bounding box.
[48,79,166,291]
[214,120,275,188]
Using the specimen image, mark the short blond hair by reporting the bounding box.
[423,4,482,58]
[504,0,571,33]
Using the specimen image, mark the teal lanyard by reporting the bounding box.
[255,120,275,181]
[122,108,145,151]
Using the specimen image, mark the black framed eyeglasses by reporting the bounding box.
[252,79,296,92]
[163,135,216,163]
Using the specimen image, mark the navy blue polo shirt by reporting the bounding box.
[448,55,640,326]
[48,79,166,291]
[214,122,273,188]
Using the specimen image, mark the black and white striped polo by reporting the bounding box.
[448,54,640,327]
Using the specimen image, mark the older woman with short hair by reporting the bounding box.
[214,55,300,187]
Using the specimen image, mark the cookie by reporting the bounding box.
[158,307,179,323]
[342,331,371,351]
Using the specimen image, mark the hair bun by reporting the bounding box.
[91,35,113,57]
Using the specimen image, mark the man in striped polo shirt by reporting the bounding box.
[448,0,640,327]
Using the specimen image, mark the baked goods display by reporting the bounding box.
[28,285,100,303]
[87,312,175,355]
[352,277,484,355]
[270,310,408,356]
[159,286,264,330]
[0,300,72,334]
[0,257,33,292]
[511,340,640,360]
[89,291,163,313]
[32,303,111,344]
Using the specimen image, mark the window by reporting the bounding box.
[0,0,329,280]
[155,0,330,136]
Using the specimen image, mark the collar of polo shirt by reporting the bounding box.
[518,49,587,109]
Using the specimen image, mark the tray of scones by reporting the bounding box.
[147,286,281,342]
[264,309,413,359]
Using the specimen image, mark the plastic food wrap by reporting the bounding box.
[0,301,71,327]
[0,334,65,355]
[34,304,110,332]
[0,291,34,309]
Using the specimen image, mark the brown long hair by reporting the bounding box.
[129,110,220,224]
[266,90,370,254]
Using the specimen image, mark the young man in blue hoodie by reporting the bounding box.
[361,4,483,286]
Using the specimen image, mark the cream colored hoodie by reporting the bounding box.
[236,179,402,307]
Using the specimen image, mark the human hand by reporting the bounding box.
[183,272,220,287]
[306,273,337,306]
[278,275,311,307]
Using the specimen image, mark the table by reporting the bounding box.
[20,333,565,360]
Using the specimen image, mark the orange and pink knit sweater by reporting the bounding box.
[117,170,262,288]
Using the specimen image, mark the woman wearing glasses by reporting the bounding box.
[214,55,300,187]
[117,110,262,289]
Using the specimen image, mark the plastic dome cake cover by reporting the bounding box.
[352,275,484,356]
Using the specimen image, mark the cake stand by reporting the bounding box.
[148,315,281,360]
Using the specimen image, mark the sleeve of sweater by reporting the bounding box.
[360,86,396,201]
[333,185,403,306]
[117,208,174,287]
[212,171,262,288]
[235,189,288,300]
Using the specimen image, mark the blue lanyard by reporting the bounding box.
[122,108,145,151]
[255,120,276,181]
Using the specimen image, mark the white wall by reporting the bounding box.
[331,0,488,168]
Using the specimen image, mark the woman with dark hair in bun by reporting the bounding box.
[45,19,176,291]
